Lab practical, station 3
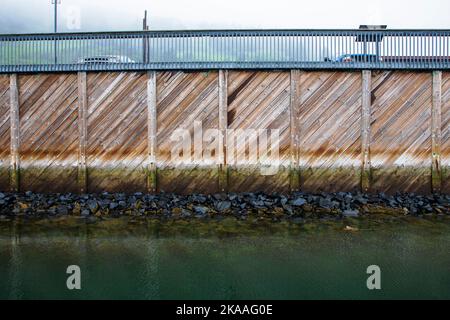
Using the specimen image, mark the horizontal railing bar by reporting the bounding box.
[2,29,450,37]
[1,29,449,72]
[1,64,447,72]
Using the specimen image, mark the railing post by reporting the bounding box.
[218,70,228,192]
[431,71,442,193]
[77,72,88,194]
[361,70,372,193]
[147,71,158,193]
[290,70,301,192]
[9,74,20,193]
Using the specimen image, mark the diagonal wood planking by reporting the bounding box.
[298,72,362,192]
[442,72,450,194]
[0,70,442,195]
[371,71,432,194]
[157,71,219,194]
[87,72,148,193]
[227,71,290,193]
[19,74,79,193]
[0,75,10,190]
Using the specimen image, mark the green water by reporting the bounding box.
[0,216,449,300]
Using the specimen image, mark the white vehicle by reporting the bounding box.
[77,55,135,64]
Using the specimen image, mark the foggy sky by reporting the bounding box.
[0,0,449,34]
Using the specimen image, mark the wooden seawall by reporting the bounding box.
[0,70,448,195]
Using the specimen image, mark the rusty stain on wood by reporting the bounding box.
[10,74,20,192]
[227,71,290,193]
[290,70,301,192]
[371,71,432,194]
[0,70,447,195]
[0,75,10,191]
[147,71,157,193]
[299,72,362,192]
[361,70,372,192]
[78,72,88,193]
[87,72,148,193]
[218,70,228,192]
[431,71,442,193]
[18,74,79,193]
[156,71,219,194]
[442,72,450,194]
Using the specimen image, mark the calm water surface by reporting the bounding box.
[0,216,449,299]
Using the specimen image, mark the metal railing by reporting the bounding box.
[0,29,449,72]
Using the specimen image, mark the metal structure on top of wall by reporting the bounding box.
[0,29,450,72]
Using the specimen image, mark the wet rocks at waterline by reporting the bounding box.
[0,191,448,220]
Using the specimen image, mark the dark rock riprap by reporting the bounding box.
[0,191,448,219]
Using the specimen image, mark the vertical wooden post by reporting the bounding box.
[147,71,158,193]
[218,70,228,192]
[9,74,20,193]
[431,71,442,193]
[77,72,88,194]
[290,70,301,192]
[361,70,372,193]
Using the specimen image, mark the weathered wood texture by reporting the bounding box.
[0,75,10,190]
[227,71,290,193]
[290,70,301,192]
[218,70,228,192]
[298,72,362,192]
[10,74,20,192]
[371,71,432,194]
[361,70,372,192]
[18,74,79,193]
[147,71,157,193]
[156,71,219,194]
[0,71,447,195]
[87,72,148,193]
[431,71,442,193]
[442,72,450,194]
[77,72,88,193]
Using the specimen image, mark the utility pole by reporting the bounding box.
[143,10,149,31]
[143,10,149,64]
[52,0,61,64]
[53,0,60,33]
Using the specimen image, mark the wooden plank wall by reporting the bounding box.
[371,72,432,194]
[0,70,448,195]
[86,72,147,193]
[298,72,362,192]
[156,71,219,194]
[18,74,79,193]
[0,75,9,190]
[227,71,290,193]
[443,72,450,194]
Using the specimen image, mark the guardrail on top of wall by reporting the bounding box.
[0,29,450,72]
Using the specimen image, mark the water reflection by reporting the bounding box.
[0,217,449,299]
